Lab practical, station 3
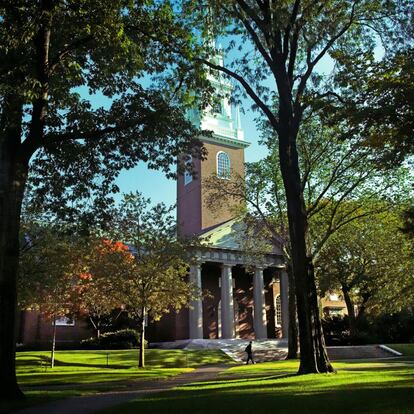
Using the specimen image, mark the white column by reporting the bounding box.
[189,264,203,339]
[220,264,234,339]
[280,270,289,339]
[253,266,267,339]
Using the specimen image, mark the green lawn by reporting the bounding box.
[388,343,414,357]
[0,349,233,414]
[4,346,414,414]
[99,356,414,414]
[16,349,233,387]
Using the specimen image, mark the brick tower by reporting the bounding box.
[177,51,250,237]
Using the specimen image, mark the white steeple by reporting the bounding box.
[187,43,249,149]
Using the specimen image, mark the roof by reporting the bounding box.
[199,218,283,256]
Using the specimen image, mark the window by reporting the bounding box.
[184,155,193,185]
[217,151,230,179]
[275,295,282,327]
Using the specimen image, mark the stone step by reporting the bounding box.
[150,340,401,363]
[327,345,400,360]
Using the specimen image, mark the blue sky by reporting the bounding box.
[115,105,266,207]
[87,43,339,209]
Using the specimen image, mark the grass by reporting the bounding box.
[99,348,414,414]
[16,349,233,387]
[4,345,414,414]
[0,349,233,414]
[387,343,414,357]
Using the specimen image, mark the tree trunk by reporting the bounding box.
[342,287,357,338]
[0,130,28,399]
[286,264,298,359]
[307,259,333,372]
[138,307,146,368]
[51,316,57,368]
[278,121,334,374]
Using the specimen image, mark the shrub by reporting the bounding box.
[322,315,351,345]
[81,329,146,349]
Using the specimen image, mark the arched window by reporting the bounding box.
[217,151,230,179]
[184,155,193,185]
[275,295,282,327]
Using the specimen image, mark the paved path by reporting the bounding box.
[15,365,229,414]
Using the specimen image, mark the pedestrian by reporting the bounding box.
[245,341,254,364]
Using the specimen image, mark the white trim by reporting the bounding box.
[184,155,193,185]
[216,151,231,179]
[379,345,403,356]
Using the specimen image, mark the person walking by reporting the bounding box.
[245,341,255,364]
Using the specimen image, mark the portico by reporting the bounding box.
[187,224,288,341]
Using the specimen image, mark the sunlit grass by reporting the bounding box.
[99,357,414,414]
[16,349,233,387]
[0,349,234,414]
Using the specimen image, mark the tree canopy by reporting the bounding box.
[316,207,414,337]
[87,192,200,367]
[0,0,209,399]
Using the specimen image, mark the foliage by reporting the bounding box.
[316,207,414,335]
[323,310,414,345]
[73,264,121,338]
[2,0,208,228]
[18,223,82,321]
[87,192,200,367]
[80,329,144,350]
[206,113,411,259]
[90,195,198,323]
[322,49,414,166]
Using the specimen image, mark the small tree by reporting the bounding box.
[89,193,199,368]
[18,225,81,368]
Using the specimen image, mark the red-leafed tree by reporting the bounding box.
[88,193,200,368]
[73,270,120,340]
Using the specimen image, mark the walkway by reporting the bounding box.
[15,365,229,414]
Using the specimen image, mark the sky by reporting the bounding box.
[114,104,266,207]
[87,41,339,209]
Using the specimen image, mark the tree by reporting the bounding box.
[322,49,414,167]
[0,1,207,399]
[73,270,120,340]
[184,0,410,374]
[205,112,410,360]
[316,207,414,338]
[18,224,82,368]
[88,193,199,368]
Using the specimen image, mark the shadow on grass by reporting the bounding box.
[101,384,414,414]
[178,373,297,389]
